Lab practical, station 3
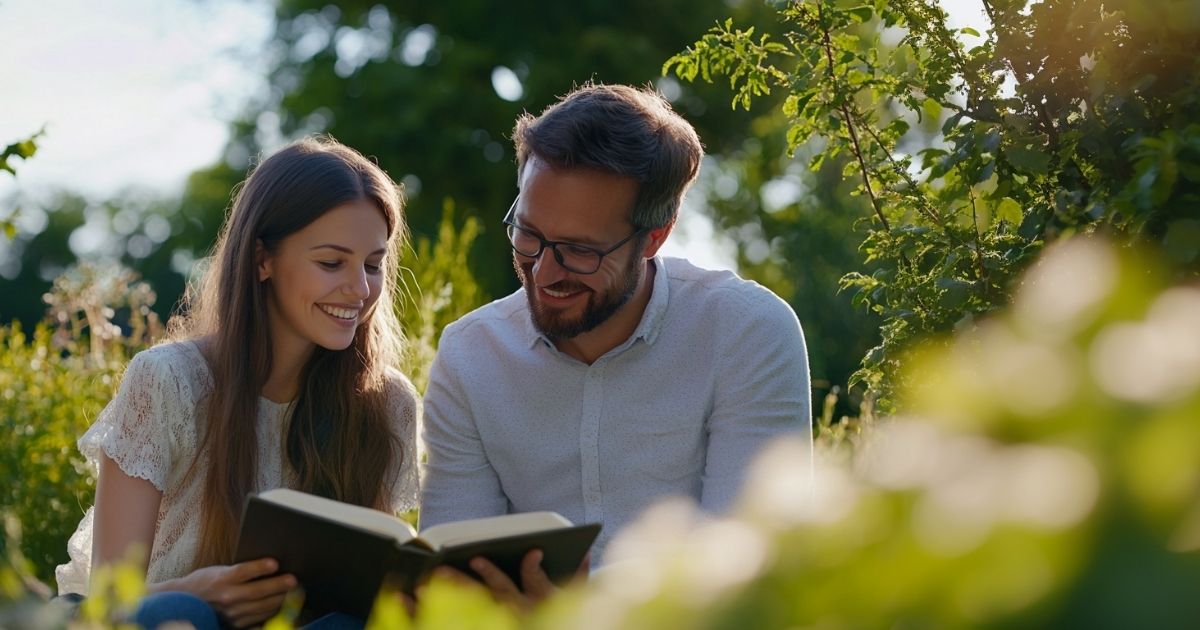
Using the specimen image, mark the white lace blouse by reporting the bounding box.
[55,340,420,595]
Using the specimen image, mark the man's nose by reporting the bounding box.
[532,246,567,286]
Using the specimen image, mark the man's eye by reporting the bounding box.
[562,244,597,257]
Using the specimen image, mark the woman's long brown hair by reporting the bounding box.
[168,137,408,568]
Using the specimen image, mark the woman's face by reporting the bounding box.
[259,198,389,359]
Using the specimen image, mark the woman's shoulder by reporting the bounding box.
[379,367,420,512]
[128,339,205,374]
[131,338,202,363]
[123,339,213,401]
[381,366,419,408]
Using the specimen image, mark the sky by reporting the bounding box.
[0,0,273,196]
[0,0,989,271]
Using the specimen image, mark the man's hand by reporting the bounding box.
[442,550,589,613]
[158,558,297,628]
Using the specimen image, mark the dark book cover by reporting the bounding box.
[436,523,602,586]
[233,494,600,619]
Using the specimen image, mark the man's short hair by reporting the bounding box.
[513,83,704,230]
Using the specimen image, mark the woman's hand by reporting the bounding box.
[158,558,297,628]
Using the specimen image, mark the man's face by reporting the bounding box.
[511,161,645,341]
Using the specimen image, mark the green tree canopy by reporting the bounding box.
[667,0,1200,405]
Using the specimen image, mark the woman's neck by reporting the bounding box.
[261,334,314,404]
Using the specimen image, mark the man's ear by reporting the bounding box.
[640,218,676,259]
[256,239,271,281]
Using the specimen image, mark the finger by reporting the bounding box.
[520,550,555,600]
[237,573,298,600]
[394,591,417,617]
[432,566,477,587]
[230,557,280,582]
[211,573,294,619]
[230,610,276,630]
[576,553,592,580]
[469,557,523,602]
[226,592,287,628]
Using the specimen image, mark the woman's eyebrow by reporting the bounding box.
[309,244,387,256]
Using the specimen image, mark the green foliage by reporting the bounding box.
[0,190,203,330]
[666,0,1200,406]
[0,262,160,587]
[812,384,875,457]
[397,201,487,394]
[0,131,41,178]
[663,19,790,111]
[1,129,43,241]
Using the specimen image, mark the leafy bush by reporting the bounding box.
[0,262,159,588]
[665,0,1200,406]
[396,202,486,394]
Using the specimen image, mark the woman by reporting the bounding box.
[55,137,418,629]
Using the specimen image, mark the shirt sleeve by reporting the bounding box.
[383,369,420,514]
[78,349,186,492]
[701,288,813,513]
[419,328,509,528]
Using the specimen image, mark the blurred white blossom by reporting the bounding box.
[1014,238,1117,335]
[1090,287,1200,403]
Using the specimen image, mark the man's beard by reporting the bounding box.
[515,252,643,342]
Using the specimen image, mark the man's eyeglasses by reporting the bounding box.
[502,198,645,275]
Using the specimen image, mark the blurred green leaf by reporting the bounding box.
[1004,145,1051,175]
[995,197,1023,226]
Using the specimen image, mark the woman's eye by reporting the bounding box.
[365,263,382,274]
[318,260,342,270]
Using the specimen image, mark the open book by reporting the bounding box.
[233,489,600,619]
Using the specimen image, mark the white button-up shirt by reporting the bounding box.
[419,256,811,562]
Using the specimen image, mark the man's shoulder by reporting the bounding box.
[439,290,529,345]
[663,257,796,324]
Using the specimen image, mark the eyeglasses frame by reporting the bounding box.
[501,197,647,275]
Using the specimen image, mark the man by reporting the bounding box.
[420,83,810,599]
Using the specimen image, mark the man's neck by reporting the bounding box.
[554,259,657,365]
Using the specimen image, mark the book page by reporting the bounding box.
[257,488,417,543]
[420,511,573,549]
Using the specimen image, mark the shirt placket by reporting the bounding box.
[580,360,606,525]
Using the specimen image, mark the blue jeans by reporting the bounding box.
[132,591,363,630]
[133,592,219,630]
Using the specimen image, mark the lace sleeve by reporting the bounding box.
[383,369,420,514]
[78,349,189,491]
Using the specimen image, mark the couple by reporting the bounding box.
[55,83,812,628]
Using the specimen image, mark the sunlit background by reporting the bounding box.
[3,1,1200,627]
[0,0,987,271]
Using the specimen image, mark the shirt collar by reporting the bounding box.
[523,255,671,350]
